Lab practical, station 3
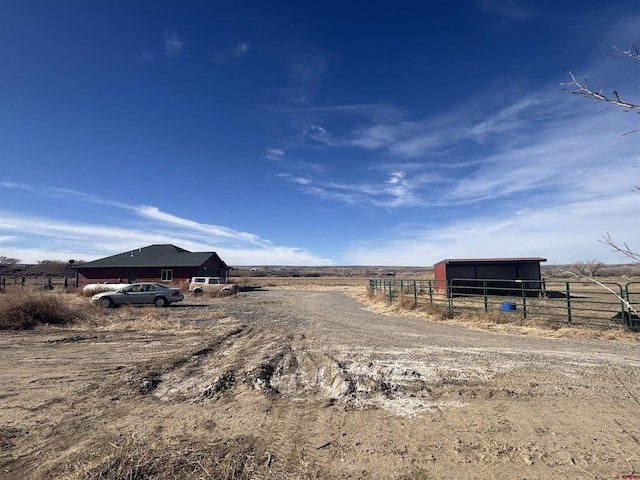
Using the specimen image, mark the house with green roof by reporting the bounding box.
[73,244,231,288]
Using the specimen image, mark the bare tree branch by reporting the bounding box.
[611,43,640,62]
[565,43,640,265]
[600,233,640,264]
[555,264,639,319]
[562,72,640,111]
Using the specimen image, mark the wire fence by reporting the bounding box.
[0,275,73,291]
[369,278,640,330]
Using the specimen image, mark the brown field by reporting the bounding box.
[1,276,639,479]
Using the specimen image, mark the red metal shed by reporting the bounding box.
[434,257,547,296]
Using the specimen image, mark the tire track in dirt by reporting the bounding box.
[124,325,247,400]
[133,290,640,416]
[2,289,640,479]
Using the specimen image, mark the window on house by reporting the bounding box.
[161,269,173,282]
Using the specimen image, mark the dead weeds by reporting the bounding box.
[55,434,326,480]
[357,288,640,343]
[0,288,83,329]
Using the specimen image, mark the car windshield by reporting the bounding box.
[118,285,139,293]
[115,283,170,292]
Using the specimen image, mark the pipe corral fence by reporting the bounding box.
[369,278,640,331]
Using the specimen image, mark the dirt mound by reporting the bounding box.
[120,326,470,417]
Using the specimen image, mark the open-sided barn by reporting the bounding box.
[73,244,231,288]
[434,257,547,297]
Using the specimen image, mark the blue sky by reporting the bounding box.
[1,0,639,266]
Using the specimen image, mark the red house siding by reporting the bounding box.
[76,261,229,288]
[73,245,231,288]
[77,268,187,287]
[197,258,229,278]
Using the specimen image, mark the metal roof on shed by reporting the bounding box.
[435,257,547,265]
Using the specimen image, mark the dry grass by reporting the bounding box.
[447,311,640,342]
[0,286,237,332]
[362,287,451,318]
[56,435,324,480]
[360,286,640,343]
[4,275,637,343]
[71,302,229,332]
[365,287,417,311]
[0,288,83,330]
[234,276,369,290]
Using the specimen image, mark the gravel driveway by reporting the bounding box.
[2,288,640,479]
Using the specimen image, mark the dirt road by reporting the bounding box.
[1,288,639,479]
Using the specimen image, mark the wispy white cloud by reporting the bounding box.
[265,148,285,160]
[0,181,35,191]
[214,42,250,61]
[470,96,541,142]
[275,60,639,212]
[283,169,432,208]
[141,50,157,62]
[344,188,640,265]
[164,29,186,56]
[267,40,640,266]
[344,91,552,160]
[474,0,535,19]
[134,205,268,246]
[441,99,638,206]
[302,124,333,144]
[232,42,249,55]
[290,94,536,161]
[291,55,330,86]
[277,173,312,185]
[276,103,404,123]
[347,120,456,157]
[0,184,333,265]
[278,53,332,104]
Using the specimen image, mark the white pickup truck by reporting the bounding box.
[188,277,239,295]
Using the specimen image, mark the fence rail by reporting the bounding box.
[0,275,73,291]
[369,278,640,330]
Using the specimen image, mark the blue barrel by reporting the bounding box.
[501,302,517,311]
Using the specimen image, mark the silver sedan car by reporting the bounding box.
[91,282,184,308]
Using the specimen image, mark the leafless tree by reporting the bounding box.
[565,43,639,264]
[0,256,20,275]
[34,260,69,275]
[571,259,605,277]
[0,256,20,266]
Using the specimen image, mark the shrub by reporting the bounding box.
[394,292,416,310]
[0,288,81,330]
[418,302,454,319]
